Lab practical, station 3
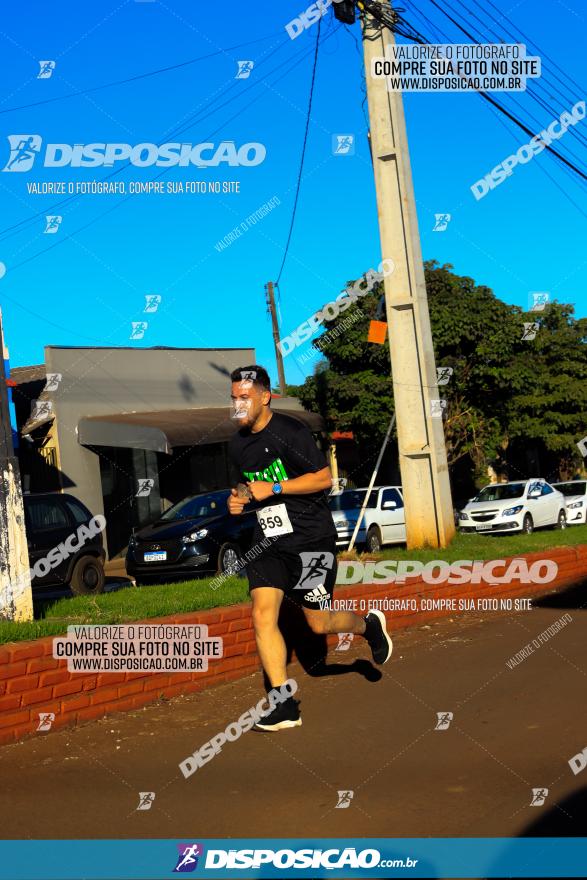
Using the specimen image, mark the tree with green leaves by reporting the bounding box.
[289,261,587,489]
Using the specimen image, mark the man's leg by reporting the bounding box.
[302,607,392,665]
[302,607,365,636]
[250,586,286,687]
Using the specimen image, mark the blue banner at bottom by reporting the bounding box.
[0,838,585,879]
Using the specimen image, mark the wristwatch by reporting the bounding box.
[272,482,283,495]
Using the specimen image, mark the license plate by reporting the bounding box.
[143,550,167,562]
[476,523,493,531]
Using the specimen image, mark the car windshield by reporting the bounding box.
[328,489,377,512]
[473,483,525,502]
[553,482,587,497]
[159,492,228,521]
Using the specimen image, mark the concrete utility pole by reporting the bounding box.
[360,1,455,548]
[0,311,33,621]
[265,281,287,394]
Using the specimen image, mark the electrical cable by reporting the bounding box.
[275,16,323,285]
[0,32,285,115]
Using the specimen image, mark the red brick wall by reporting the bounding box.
[0,544,585,746]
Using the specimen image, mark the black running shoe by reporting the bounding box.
[364,610,393,664]
[254,696,302,732]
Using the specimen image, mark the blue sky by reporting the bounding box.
[0,0,585,386]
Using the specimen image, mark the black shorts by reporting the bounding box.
[246,538,337,610]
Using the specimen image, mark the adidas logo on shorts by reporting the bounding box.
[303,584,329,603]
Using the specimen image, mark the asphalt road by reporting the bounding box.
[2,581,586,842]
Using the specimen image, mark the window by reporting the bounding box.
[554,482,587,498]
[26,499,69,531]
[328,490,378,512]
[159,491,230,522]
[541,484,554,496]
[474,483,525,502]
[64,497,91,524]
[381,488,404,508]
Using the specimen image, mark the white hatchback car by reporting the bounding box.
[458,479,567,535]
[552,480,587,525]
[328,486,406,551]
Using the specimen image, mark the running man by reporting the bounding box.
[228,365,392,732]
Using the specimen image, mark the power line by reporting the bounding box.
[0,36,306,243]
[5,27,340,275]
[275,16,323,285]
[368,0,587,184]
[0,32,284,115]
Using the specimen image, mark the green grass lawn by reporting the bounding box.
[1,525,586,646]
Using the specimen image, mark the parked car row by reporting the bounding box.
[19,478,587,593]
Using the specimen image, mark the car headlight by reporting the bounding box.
[568,500,583,509]
[458,511,469,521]
[183,528,209,543]
[503,505,523,516]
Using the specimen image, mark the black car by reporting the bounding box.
[24,492,106,595]
[126,490,256,584]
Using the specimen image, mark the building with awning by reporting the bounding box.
[12,346,325,558]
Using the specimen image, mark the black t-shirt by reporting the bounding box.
[228,411,336,548]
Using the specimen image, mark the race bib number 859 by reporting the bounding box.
[257,503,293,537]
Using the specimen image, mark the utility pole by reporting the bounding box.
[265,281,287,395]
[360,1,455,548]
[0,310,33,620]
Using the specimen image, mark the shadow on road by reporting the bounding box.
[276,601,382,684]
[532,579,586,610]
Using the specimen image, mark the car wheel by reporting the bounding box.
[70,555,105,596]
[556,510,567,530]
[366,527,383,553]
[522,514,534,535]
[218,542,244,575]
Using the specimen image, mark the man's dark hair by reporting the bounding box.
[230,365,271,396]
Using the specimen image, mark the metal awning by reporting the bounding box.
[77,404,325,454]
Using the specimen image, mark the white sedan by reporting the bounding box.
[458,479,567,535]
[552,480,587,525]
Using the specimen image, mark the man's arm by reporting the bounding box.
[247,466,332,501]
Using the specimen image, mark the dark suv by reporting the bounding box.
[23,492,106,595]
